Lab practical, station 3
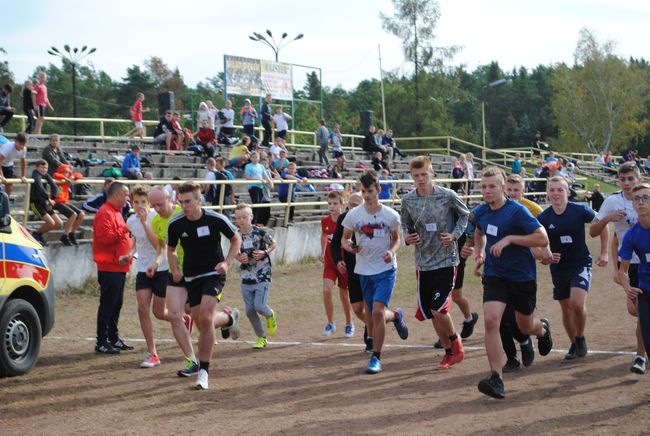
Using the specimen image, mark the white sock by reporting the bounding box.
[519,338,530,346]
[464,315,473,323]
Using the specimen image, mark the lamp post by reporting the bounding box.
[47,45,96,135]
[481,79,507,156]
[248,30,304,62]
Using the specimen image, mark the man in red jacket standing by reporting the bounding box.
[93,181,135,354]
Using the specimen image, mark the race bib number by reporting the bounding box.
[486,224,498,236]
[242,239,254,250]
[425,223,438,232]
[560,235,573,244]
[197,226,210,237]
[373,228,388,238]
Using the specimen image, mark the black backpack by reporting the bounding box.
[206,170,231,203]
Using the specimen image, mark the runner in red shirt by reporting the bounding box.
[128,92,149,138]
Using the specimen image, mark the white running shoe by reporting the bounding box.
[344,323,355,338]
[195,369,209,390]
[321,322,336,337]
[229,308,241,340]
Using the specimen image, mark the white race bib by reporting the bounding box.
[560,235,573,244]
[197,226,210,238]
[486,224,498,237]
[425,223,438,232]
[242,239,254,250]
[373,228,388,238]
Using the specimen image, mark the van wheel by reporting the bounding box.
[0,299,42,377]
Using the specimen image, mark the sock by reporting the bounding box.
[519,338,530,346]
[226,313,234,327]
[199,361,209,371]
[445,348,452,355]
[449,334,458,343]
[372,351,381,360]
[464,315,473,323]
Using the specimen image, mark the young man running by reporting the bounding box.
[473,167,553,399]
[537,177,608,360]
[590,162,646,374]
[167,182,242,390]
[401,156,469,369]
[342,171,408,374]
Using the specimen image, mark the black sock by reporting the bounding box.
[449,334,458,342]
[445,348,452,355]
[226,313,234,327]
[199,361,209,371]
[372,351,381,360]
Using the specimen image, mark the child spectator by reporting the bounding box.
[42,134,69,176]
[205,100,217,130]
[153,111,174,152]
[272,105,292,139]
[122,144,143,179]
[129,92,149,139]
[29,160,61,245]
[234,203,278,349]
[204,157,235,210]
[329,124,345,168]
[245,151,274,225]
[171,112,190,151]
[83,177,131,220]
[196,102,209,129]
[240,99,258,137]
[220,99,236,137]
[0,84,15,134]
[378,169,394,201]
[33,72,54,135]
[22,80,36,134]
[278,162,308,222]
[0,132,28,197]
[52,163,85,246]
[371,151,389,173]
[193,119,217,158]
[272,149,290,173]
[511,153,522,174]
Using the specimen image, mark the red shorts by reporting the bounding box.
[323,261,348,289]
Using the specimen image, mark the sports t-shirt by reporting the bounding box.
[321,214,340,267]
[538,202,595,277]
[596,191,639,264]
[131,100,143,122]
[245,162,265,190]
[520,197,543,217]
[342,204,400,276]
[238,226,273,284]
[152,204,184,270]
[474,198,541,282]
[127,210,168,272]
[167,209,237,280]
[0,142,27,167]
[619,222,650,290]
[34,83,48,106]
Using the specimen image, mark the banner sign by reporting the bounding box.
[225,55,293,100]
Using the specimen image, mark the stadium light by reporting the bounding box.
[249,31,304,62]
[48,45,97,135]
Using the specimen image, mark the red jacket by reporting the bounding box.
[93,201,132,272]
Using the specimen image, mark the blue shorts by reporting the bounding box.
[552,266,592,300]
[360,268,396,313]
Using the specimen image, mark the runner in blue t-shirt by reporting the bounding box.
[472,167,554,400]
[537,176,609,361]
[618,183,650,368]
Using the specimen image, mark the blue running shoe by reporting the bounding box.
[393,308,409,340]
[366,355,382,374]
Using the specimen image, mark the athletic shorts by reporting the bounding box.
[348,272,363,304]
[552,266,592,300]
[277,130,287,139]
[185,274,226,307]
[618,262,639,288]
[333,150,344,158]
[2,165,14,179]
[167,272,186,288]
[154,133,168,143]
[135,271,168,298]
[415,267,456,320]
[482,275,537,316]
[37,105,46,117]
[53,203,81,219]
[359,268,396,314]
[30,201,51,218]
[453,256,466,290]
[134,121,143,129]
[323,261,348,289]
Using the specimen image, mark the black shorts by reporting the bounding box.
[454,256,466,290]
[417,267,456,318]
[167,272,186,288]
[2,165,14,179]
[482,276,537,316]
[30,201,52,218]
[185,275,226,307]
[348,271,363,304]
[277,130,287,139]
[53,203,81,218]
[618,261,639,288]
[37,105,46,117]
[135,271,168,298]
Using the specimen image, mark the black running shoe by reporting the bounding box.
[68,233,79,246]
[630,356,646,375]
[460,312,479,339]
[537,318,553,356]
[478,372,505,399]
[520,338,535,367]
[434,339,443,349]
[503,358,521,373]
[111,338,134,351]
[575,336,588,358]
[95,342,120,354]
[565,343,577,360]
[60,234,72,246]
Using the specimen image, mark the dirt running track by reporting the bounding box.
[1,236,649,435]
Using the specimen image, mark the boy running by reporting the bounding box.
[342,171,408,374]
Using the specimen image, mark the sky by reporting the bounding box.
[3,0,650,91]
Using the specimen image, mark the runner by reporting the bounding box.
[342,171,409,374]
[320,190,353,337]
[401,156,469,369]
[590,162,647,373]
[233,203,278,349]
[537,176,608,360]
[167,182,242,390]
[473,167,553,399]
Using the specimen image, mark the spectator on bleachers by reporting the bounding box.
[362,125,385,155]
[220,99,236,137]
[316,119,330,166]
[451,158,465,193]
[29,159,61,246]
[0,84,15,134]
[378,168,394,201]
[204,157,234,210]
[371,151,389,173]
[272,105,292,140]
[52,163,84,246]
[374,128,385,148]
[206,100,218,130]
[268,136,286,161]
[545,151,558,163]
[272,149,290,174]
[240,99,258,137]
[228,137,251,169]
[22,80,36,134]
[644,155,650,175]
[0,188,9,220]
[42,133,68,176]
[278,161,308,223]
[196,102,209,129]
[153,111,174,151]
[245,151,273,225]
[82,177,131,220]
[122,144,143,179]
[259,157,275,226]
[193,119,217,158]
[171,112,190,151]
[128,92,149,139]
[382,129,406,159]
[34,72,54,135]
[0,132,28,197]
[588,183,605,212]
[329,124,346,168]
[260,94,273,147]
[465,152,476,180]
[511,153,522,175]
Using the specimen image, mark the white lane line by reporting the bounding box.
[45,336,636,356]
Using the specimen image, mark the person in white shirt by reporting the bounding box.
[221,99,236,136]
[0,132,28,197]
[272,105,292,140]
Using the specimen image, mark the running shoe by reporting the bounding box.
[183,314,193,335]
[140,353,161,368]
[344,323,355,338]
[253,337,268,349]
[447,337,465,366]
[266,310,277,336]
[503,358,521,373]
[195,369,209,390]
[177,358,199,377]
[321,322,336,337]
[60,234,72,246]
[228,308,241,340]
[460,312,479,339]
[393,308,409,340]
[433,339,443,349]
[364,337,373,354]
[68,232,78,246]
[537,318,553,356]
[437,353,452,370]
[111,338,134,351]
[366,355,382,374]
[221,307,233,339]
[630,356,646,375]
[564,343,578,360]
[520,338,535,367]
[95,342,120,355]
[478,372,505,399]
[575,336,588,358]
